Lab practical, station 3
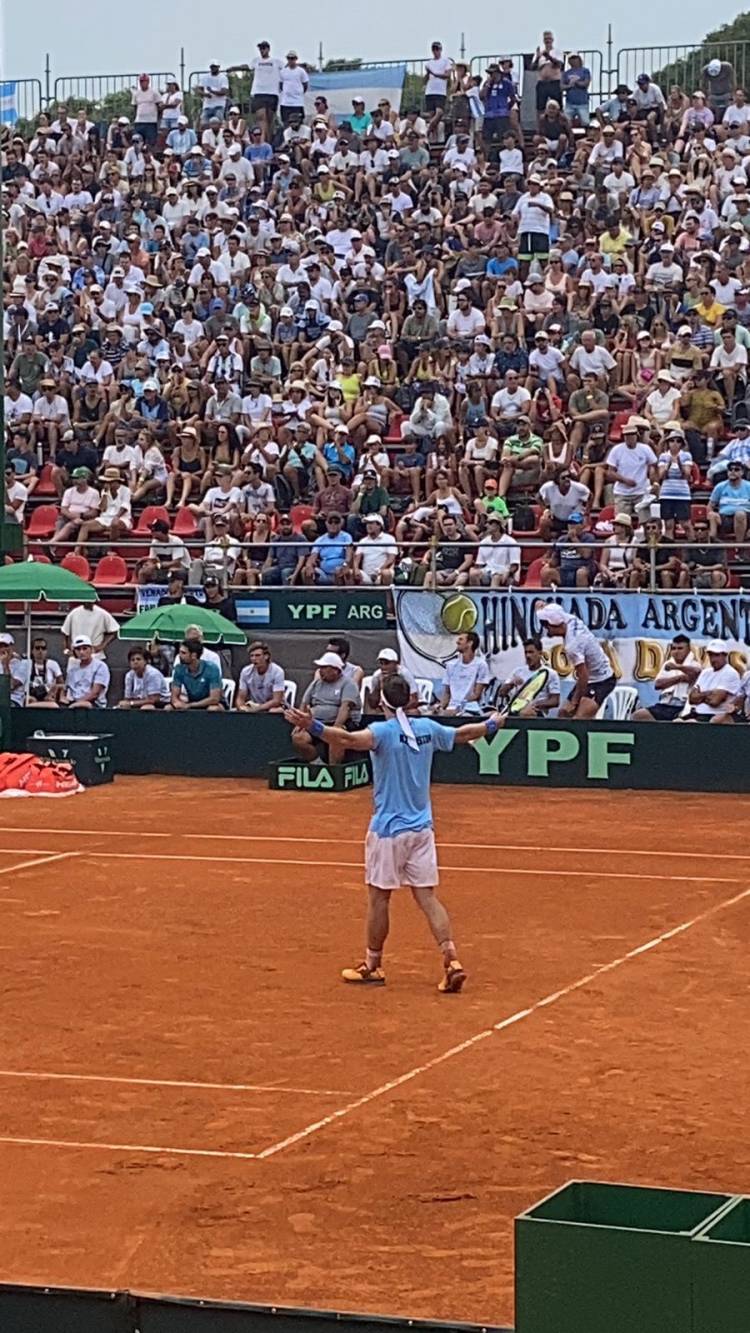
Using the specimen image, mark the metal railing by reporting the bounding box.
[51,71,178,117]
[470,50,607,103]
[616,41,750,98]
[17,537,750,599]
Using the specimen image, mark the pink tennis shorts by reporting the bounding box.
[365,828,439,890]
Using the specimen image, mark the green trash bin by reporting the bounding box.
[692,1194,750,1333]
[515,1180,732,1333]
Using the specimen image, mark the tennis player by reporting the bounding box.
[537,603,616,717]
[285,674,505,993]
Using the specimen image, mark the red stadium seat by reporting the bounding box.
[173,507,200,538]
[60,553,91,580]
[523,557,546,588]
[135,505,170,534]
[93,554,129,586]
[25,504,59,538]
[290,503,315,534]
[35,463,57,496]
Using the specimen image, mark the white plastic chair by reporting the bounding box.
[283,679,297,708]
[221,677,236,709]
[597,684,638,721]
[361,673,374,708]
[416,677,435,706]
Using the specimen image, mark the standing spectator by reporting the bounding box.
[279,51,309,126]
[131,75,161,146]
[61,603,118,660]
[562,53,591,126]
[424,41,454,140]
[197,62,229,124]
[605,423,658,518]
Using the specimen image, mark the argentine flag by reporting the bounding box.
[0,81,18,125]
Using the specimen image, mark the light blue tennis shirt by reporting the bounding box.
[368,717,456,838]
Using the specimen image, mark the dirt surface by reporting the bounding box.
[0,779,748,1326]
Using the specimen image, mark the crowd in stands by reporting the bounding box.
[3,33,750,601]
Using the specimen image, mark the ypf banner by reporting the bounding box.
[395,589,750,705]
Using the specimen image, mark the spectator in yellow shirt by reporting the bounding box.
[693,288,727,327]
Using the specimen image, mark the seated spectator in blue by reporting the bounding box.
[487,242,519,280]
[321,430,356,481]
[245,126,274,172]
[166,116,197,156]
[169,638,222,710]
[708,461,750,544]
[304,512,353,585]
[118,647,170,709]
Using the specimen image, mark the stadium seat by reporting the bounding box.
[60,552,92,580]
[283,679,298,708]
[173,507,200,538]
[34,463,57,496]
[690,503,708,524]
[93,554,129,586]
[25,504,59,538]
[523,557,546,588]
[598,506,615,523]
[135,505,170,534]
[415,677,434,706]
[290,503,315,534]
[361,673,373,707]
[385,411,405,443]
[221,678,236,709]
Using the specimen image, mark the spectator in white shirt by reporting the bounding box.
[685,641,741,722]
[470,514,520,586]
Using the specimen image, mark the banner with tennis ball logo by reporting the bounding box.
[395,589,750,708]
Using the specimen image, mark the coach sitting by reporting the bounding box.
[291,651,362,765]
[167,639,223,711]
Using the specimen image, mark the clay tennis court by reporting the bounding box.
[1,777,749,1326]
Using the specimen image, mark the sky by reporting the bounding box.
[1,0,743,85]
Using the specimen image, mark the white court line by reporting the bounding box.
[256,881,750,1159]
[0,1134,256,1161]
[0,852,78,876]
[1,824,749,862]
[0,1069,351,1097]
[76,850,739,886]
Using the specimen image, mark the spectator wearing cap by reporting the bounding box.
[137,518,190,586]
[605,419,658,517]
[304,511,354,584]
[293,649,362,765]
[541,509,597,589]
[59,637,111,709]
[684,641,741,722]
[365,648,419,713]
[657,428,695,540]
[470,513,520,587]
[708,460,750,544]
[75,466,133,552]
[353,513,398,585]
[30,377,70,455]
[279,50,309,126]
[644,370,682,429]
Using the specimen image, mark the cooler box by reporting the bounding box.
[24,733,114,786]
[692,1195,750,1332]
[515,1180,733,1333]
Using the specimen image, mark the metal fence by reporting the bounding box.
[5,77,43,125]
[51,71,177,113]
[470,51,607,102]
[616,41,750,96]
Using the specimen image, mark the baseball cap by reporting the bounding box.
[377,648,399,662]
[537,604,567,626]
[72,635,93,648]
[706,639,728,654]
[567,510,585,524]
[314,651,344,670]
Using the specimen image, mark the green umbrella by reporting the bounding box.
[0,562,98,705]
[118,603,246,645]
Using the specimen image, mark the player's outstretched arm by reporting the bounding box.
[453,713,506,746]
[285,706,375,752]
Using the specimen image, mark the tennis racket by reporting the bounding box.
[504,668,551,716]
